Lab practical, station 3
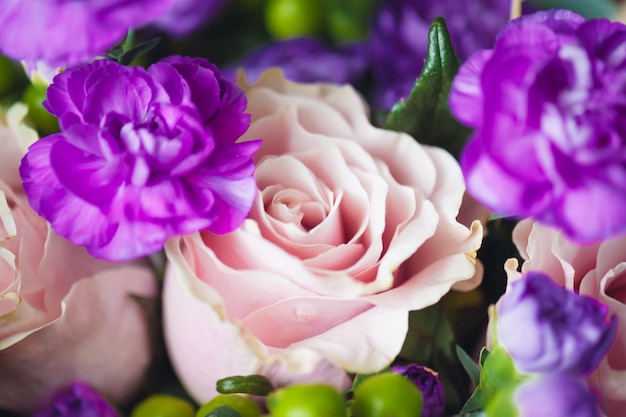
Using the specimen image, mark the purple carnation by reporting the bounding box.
[391,365,445,417]
[150,0,227,38]
[0,0,173,66]
[20,56,260,262]
[450,10,626,243]
[368,0,529,110]
[513,374,600,417]
[33,382,119,417]
[222,38,368,85]
[497,272,617,376]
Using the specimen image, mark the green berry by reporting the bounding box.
[326,10,368,42]
[21,83,58,135]
[264,0,323,39]
[267,383,345,417]
[352,373,424,417]
[130,394,195,417]
[197,394,263,417]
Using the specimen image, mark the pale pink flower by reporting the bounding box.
[0,108,157,414]
[507,220,626,417]
[163,70,484,404]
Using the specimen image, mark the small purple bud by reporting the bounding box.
[391,364,445,417]
[33,382,119,417]
[498,272,617,375]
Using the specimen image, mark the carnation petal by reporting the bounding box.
[552,180,626,243]
[449,50,493,129]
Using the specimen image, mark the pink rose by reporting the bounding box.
[507,220,626,417]
[163,70,484,404]
[0,107,157,414]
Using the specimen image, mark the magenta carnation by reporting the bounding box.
[20,56,260,262]
[0,0,174,66]
[450,10,626,243]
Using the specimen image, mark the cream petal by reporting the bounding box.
[287,306,408,374]
[596,236,626,281]
[368,252,480,311]
[0,266,156,413]
[163,247,265,404]
[164,235,355,404]
[241,297,372,348]
[258,355,351,390]
[518,222,566,284]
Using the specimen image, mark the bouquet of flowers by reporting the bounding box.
[1,0,625,416]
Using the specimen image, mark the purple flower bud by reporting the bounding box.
[514,374,600,417]
[391,364,445,417]
[33,382,119,417]
[223,38,368,85]
[20,56,261,262]
[497,272,617,375]
[450,10,626,243]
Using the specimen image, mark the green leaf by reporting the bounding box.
[205,405,243,417]
[399,304,467,414]
[216,374,274,396]
[118,36,162,66]
[105,45,124,60]
[456,345,480,388]
[479,347,520,396]
[383,17,471,158]
[484,386,519,417]
[479,347,490,367]
[459,386,484,414]
[456,412,487,417]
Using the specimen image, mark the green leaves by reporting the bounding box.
[459,346,526,415]
[456,345,480,388]
[384,17,471,158]
[105,30,161,66]
[399,304,467,414]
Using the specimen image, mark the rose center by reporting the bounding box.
[266,188,327,231]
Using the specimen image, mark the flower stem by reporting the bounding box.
[510,0,522,20]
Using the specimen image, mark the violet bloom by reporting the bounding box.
[222,38,368,85]
[497,272,617,376]
[0,0,173,67]
[513,374,600,417]
[20,56,260,262]
[368,0,526,110]
[151,0,227,38]
[450,10,626,243]
[391,365,445,417]
[33,382,119,417]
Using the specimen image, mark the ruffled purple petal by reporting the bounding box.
[20,56,259,261]
[448,50,493,128]
[451,10,626,242]
[0,0,173,66]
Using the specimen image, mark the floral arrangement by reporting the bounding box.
[1,0,625,416]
